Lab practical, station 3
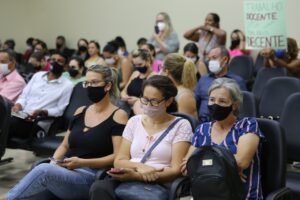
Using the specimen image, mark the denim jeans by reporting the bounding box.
[6,163,96,200]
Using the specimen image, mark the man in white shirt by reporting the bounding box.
[10,52,73,139]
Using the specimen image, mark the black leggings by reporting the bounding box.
[9,116,41,139]
[89,179,121,200]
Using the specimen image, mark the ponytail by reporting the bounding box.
[109,67,120,99]
[182,59,197,90]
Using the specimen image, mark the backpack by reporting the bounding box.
[187,145,244,200]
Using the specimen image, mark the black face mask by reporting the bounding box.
[28,63,42,71]
[50,62,64,76]
[56,43,63,49]
[78,46,87,52]
[135,66,148,74]
[68,68,79,77]
[34,65,42,71]
[87,86,107,103]
[208,104,233,121]
[231,39,240,48]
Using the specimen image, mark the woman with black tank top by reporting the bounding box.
[121,49,156,115]
[3,65,128,200]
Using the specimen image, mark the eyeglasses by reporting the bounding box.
[82,80,105,88]
[69,65,79,70]
[140,97,165,107]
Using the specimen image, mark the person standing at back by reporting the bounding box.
[184,13,226,62]
[149,12,180,61]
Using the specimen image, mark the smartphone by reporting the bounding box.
[154,25,160,34]
[108,168,125,174]
[49,157,64,164]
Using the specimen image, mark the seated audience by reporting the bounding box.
[85,40,105,68]
[50,35,74,59]
[149,12,180,61]
[49,51,68,71]
[160,53,198,118]
[89,75,192,200]
[22,51,47,82]
[195,46,246,123]
[28,51,46,73]
[3,39,22,64]
[184,13,226,62]
[34,40,51,71]
[63,57,87,85]
[103,41,133,90]
[229,29,250,58]
[183,42,208,78]
[23,37,34,63]
[3,39,16,51]
[121,49,155,114]
[2,65,128,200]
[9,59,73,139]
[115,36,129,57]
[74,38,90,61]
[136,37,147,49]
[140,43,163,72]
[181,77,264,200]
[0,49,26,104]
[260,37,300,78]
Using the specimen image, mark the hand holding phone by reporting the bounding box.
[49,157,64,164]
[154,25,160,34]
[108,168,125,175]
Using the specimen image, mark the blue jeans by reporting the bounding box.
[6,163,96,200]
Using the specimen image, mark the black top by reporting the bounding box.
[127,76,146,97]
[65,107,125,159]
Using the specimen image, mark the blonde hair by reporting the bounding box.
[163,53,197,90]
[157,12,173,37]
[87,65,120,99]
[132,49,153,64]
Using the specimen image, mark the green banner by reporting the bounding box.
[244,0,287,50]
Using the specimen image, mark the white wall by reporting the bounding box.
[0,0,298,53]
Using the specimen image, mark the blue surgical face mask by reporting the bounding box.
[105,58,115,65]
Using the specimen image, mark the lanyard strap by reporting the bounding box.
[140,118,182,163]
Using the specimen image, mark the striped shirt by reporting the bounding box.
[192,117,264,200]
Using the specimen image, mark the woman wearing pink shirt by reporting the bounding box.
[229,29,250,58]
[90,75,193,200]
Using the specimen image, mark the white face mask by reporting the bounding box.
[105,58,116,65]
[157,22,166,32]
[208,60,222,74]
[117,49,124,57]
[0,63,10,76]
[185,56,197,64]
